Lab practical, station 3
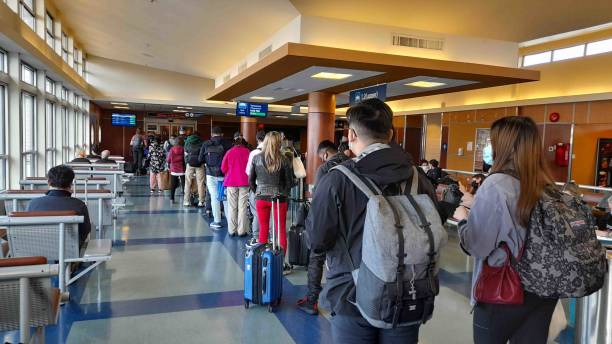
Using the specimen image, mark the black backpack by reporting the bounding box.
[187,142,203,167]
[205,142,225,174]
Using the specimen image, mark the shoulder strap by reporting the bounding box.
[410,166,419,195]
[331,165,381,197]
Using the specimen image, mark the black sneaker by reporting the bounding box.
[283,263,293,276]
[297,295,319,315]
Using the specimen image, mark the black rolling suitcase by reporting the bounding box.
[287,201,310,267]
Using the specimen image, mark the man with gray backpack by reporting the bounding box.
[306,99,451,343]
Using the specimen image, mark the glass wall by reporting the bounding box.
[21,92,36,178]
[45,100,55,171]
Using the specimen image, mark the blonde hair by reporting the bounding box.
[262,131,283,174]
[490,116,554,226]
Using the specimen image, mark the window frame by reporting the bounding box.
[20,91,37,178]
[19,0,36,31]
[45,77,55,95]
[0,48,7,74]
[45,100,56,171]
[61,32,69,62]
[45,12,55,49]
[20,63,36,86]
[0,83,7,191]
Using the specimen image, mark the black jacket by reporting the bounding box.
[27,189,91,248]
[313,152,350,191]
[249,154,293,201]
[199,136,232,176]
[305,145,446,317]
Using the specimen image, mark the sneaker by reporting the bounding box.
[246,237,259,247]
[183,202,190,207]
[210,222,222,229]
[297,295,319,315]
[283,263,293,276]
[158,190,163,194]
[198,202,204,207]
[150,189,155,194]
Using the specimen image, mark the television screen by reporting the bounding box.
[236,102,268,118]
[112,113,136,127]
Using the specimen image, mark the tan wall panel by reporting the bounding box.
[572,124,612,185]
[447,123,479,172]
[589,100,612,124]
[425,114,442,161]
[574,102,589,124]
[519,105,546,123]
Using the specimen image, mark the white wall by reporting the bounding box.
[88,56,215,106]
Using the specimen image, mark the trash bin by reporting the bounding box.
[574,249,612,344]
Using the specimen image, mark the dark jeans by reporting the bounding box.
[473,291,557,344]
[306,250,326,300]
[170,175,185,201]
[133,148,144,175]
[331,314,420,344]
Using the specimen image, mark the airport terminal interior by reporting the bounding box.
[1,0,612,343]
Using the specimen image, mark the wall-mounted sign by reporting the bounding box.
[349,84,387,106]
[236,102,268,118]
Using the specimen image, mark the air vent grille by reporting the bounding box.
[258,45,273,60]
[392,34,444,50]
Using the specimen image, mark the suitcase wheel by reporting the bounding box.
[244,300,250,309]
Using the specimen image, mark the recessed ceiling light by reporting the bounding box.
[176,106,193,110]
[113,106,129,109]
[204,100,233,105]
[275,115,288,119]
[311,72,352,80]
[111,102,128,106]
[226,112,234,115]
[405,81,446,88]
[250,96,275,101]
[290,113,305,116]
[173,109,187,113]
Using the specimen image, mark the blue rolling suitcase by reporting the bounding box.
[244,197,283,312]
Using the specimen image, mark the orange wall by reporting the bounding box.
[572,124,612,185]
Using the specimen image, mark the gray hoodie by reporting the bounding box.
[458,173,526,305]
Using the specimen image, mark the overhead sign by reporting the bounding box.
[349,84,387,106]
[236,102,268,118]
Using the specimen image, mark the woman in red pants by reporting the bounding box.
[248,131,294,274]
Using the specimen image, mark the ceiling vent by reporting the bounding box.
[392,34,444,51]
[258,45,273,60]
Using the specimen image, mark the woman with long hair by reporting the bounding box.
[221,135,251,237]
[148,136,166,193]
[166,137,185,203]
[249,131,293,273]
[457,116,557,343]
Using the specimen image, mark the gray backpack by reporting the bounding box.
[333,165,448,329]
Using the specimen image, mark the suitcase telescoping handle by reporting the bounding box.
[271,195,281,252]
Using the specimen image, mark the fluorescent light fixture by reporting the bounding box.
[250,96,275,101]
[586,38,612,56]
[552,45,584,61]
[226,112,234,115]
[203,100,233,104]
[523,51,552,67]
[311,72,353,80]
[405,81,447,88]
[172,109,187,113]
[275,115,289,119]
[176,106,193,110]
[290,113,305,117]
[111,102,128,106]
[113,106,129,109]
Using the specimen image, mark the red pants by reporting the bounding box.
[256,199,288,252]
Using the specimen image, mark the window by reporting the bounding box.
[21,63,36,85]
[61,106,69,162]
[61,87,68,101]
[72,48,77,69]
[21,92,37,178]
[19,0,35,31]
[61,32,69,62]
[522,51,552,67]
[0,84,6,190]
[74,94,80,107]
[586,38,612,56]
[45,101,56,171]
[82,57,87,79]
[552,45,585,62]
[0,49,6,73]
[45,78,55,95]
[45,12,55,48]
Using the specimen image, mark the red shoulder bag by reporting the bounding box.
[474,243,524,304]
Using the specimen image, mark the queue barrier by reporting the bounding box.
[0,211,112,299]
[0,189,114,238]
[0,257,60,344]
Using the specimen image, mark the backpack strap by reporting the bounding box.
[410,166,419,195]
[331,165,381,197]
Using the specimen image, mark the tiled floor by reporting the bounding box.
[1,177,574,343]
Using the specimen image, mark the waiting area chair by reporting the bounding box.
[0,256,60,344]
[0,211,112,298]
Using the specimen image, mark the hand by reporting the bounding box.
[453,205,469,221]
[459,181,467,194]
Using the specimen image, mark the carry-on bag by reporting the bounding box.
[244,197,283,312]
[288,201,310,267]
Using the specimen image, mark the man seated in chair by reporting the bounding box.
[95,150,116,164]
[27,165,91,248]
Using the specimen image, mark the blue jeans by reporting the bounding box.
[331,315,420,344]
[249,191,259,238]
[206,175,227,223]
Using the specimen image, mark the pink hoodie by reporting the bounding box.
[221,145,250,187]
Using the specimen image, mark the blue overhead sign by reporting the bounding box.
[236,102,268,118]
[349,84,387,106]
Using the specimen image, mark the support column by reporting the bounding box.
[306,92,336,189]
[240,116,257,146]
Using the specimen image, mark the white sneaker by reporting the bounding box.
[198,202,204,207]
[183,202,190,207]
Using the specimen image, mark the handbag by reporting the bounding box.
[474,243,524,305]
[217,180,226,202]
[159,171,171,190]
[292,152,306,179]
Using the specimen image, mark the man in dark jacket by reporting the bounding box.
[298,139,349,315]
[183,132,205,207]
[306,99,446,343]
[199,127,232,228]
[27,165,91,248]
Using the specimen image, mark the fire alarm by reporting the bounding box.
[549,112,560,122]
